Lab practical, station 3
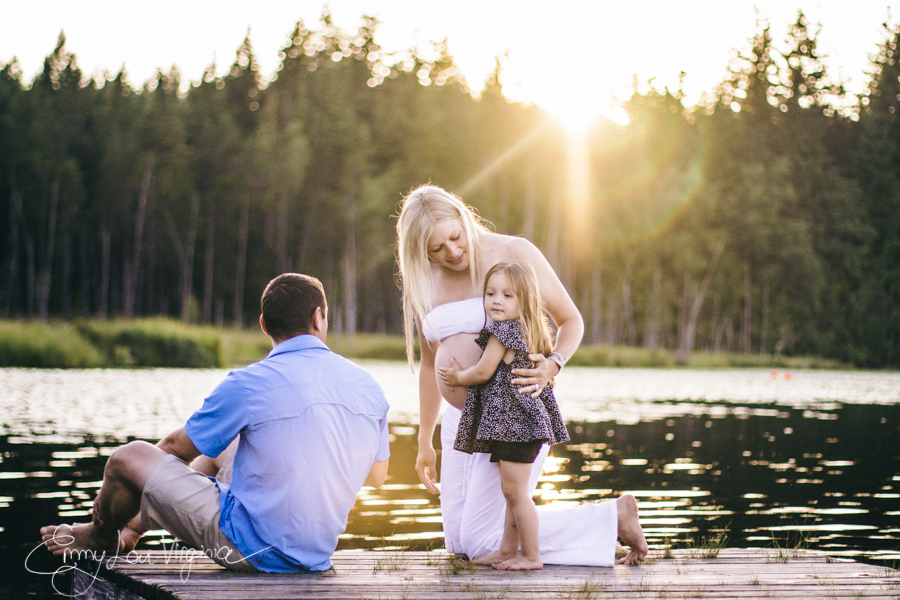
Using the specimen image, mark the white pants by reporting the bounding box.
[439,405,618,566]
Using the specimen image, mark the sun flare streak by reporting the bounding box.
[457,121,554,198]
[565,128,592,258]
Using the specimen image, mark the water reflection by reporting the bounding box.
[551,401,900,563]
[0,366,898,599]
[345,399,900,562]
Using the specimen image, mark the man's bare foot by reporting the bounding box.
[615,541,627,559]
[40,523,120,556]
[616,494,649,565]
[120,526,144,553]
[472,550,517,565]
[494,555,543,570]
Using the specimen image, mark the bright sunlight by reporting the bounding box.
[540,93,607,133]
[502,62,631,131]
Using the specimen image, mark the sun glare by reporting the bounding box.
[534,87,631,131]
[540,94,606,133]
[565,124,592,257]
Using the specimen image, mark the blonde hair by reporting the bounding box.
[483,261,554,357]
[396,185,490,367]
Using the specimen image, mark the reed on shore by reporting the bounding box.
[0,319,221,368]
[0,318,852,370]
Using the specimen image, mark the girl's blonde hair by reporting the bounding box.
[396,185,490,368]
[483,261,554,357]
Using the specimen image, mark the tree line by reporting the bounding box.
[1,11,898,366]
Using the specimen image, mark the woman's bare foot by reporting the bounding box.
[494,555,543,570]
[40,523,120,556]
[616,494,649,565]
[472,550,517,565]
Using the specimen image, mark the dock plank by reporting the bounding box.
[73,548,900,599]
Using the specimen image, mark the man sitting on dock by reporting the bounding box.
[41,273,391,573]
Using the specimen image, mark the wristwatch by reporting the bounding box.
[547,352,566,372]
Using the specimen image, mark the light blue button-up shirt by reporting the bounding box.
[184,334,390,572]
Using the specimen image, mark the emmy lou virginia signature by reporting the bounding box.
[25,527,270,597]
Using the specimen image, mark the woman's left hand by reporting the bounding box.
[511,354,559,398]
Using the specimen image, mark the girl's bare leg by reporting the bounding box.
[494,461,542,570]
[472,503,519,565]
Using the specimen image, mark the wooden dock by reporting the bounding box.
[73,548,899,599]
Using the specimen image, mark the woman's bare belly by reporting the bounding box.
[434,332,484,409]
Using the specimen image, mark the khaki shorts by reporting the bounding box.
[141,454,260,572]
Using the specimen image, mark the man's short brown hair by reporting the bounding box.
[260,273,327,341]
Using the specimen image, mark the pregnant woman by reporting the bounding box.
[396,184,648,567]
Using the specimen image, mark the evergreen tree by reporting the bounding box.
[0,13,897,365]
[783,12,840,113]
[185,64,241,324]
[718,19,784,121]
[221,32,266,325]
[852,21,900,365]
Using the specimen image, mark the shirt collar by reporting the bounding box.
[266,333,330,359]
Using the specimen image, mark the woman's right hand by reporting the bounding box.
[415,444,440,495]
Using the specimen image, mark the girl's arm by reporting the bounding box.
[416,322,442,495]
[439,335,506,387]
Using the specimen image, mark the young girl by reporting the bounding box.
[439,261,569,571]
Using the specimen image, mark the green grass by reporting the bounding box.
[77,318,223,367]
[765,529,812,563]
[561,576,605,600]
[0,318,222,368]
[327,333,408,361]
[438,555,477,576]
[0,319,409,368]
[0,320,104,367]
[685,528,729,559]
[658,527,729,563]
[569,344,677,368]
[569,343,851,370]
[218,326,274,366]
[220,330,409,366]
[0,318,860,370]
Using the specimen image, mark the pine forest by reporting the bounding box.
[2,11,899,367]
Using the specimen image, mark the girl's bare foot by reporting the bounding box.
[494,555,543,570]
[472,550,517,565]
[616,494,649,565]
[40,523,120,556]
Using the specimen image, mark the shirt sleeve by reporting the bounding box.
[184,370,250,458]
[486,320,529,353]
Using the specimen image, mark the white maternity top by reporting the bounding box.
[422,297,492,343]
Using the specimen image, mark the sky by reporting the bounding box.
[2,1,896,125]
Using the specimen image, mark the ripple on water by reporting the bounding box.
[0,365,897,578]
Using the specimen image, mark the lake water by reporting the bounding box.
[1,363,898,598]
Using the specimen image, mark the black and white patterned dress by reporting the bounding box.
[453,320,569,454]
